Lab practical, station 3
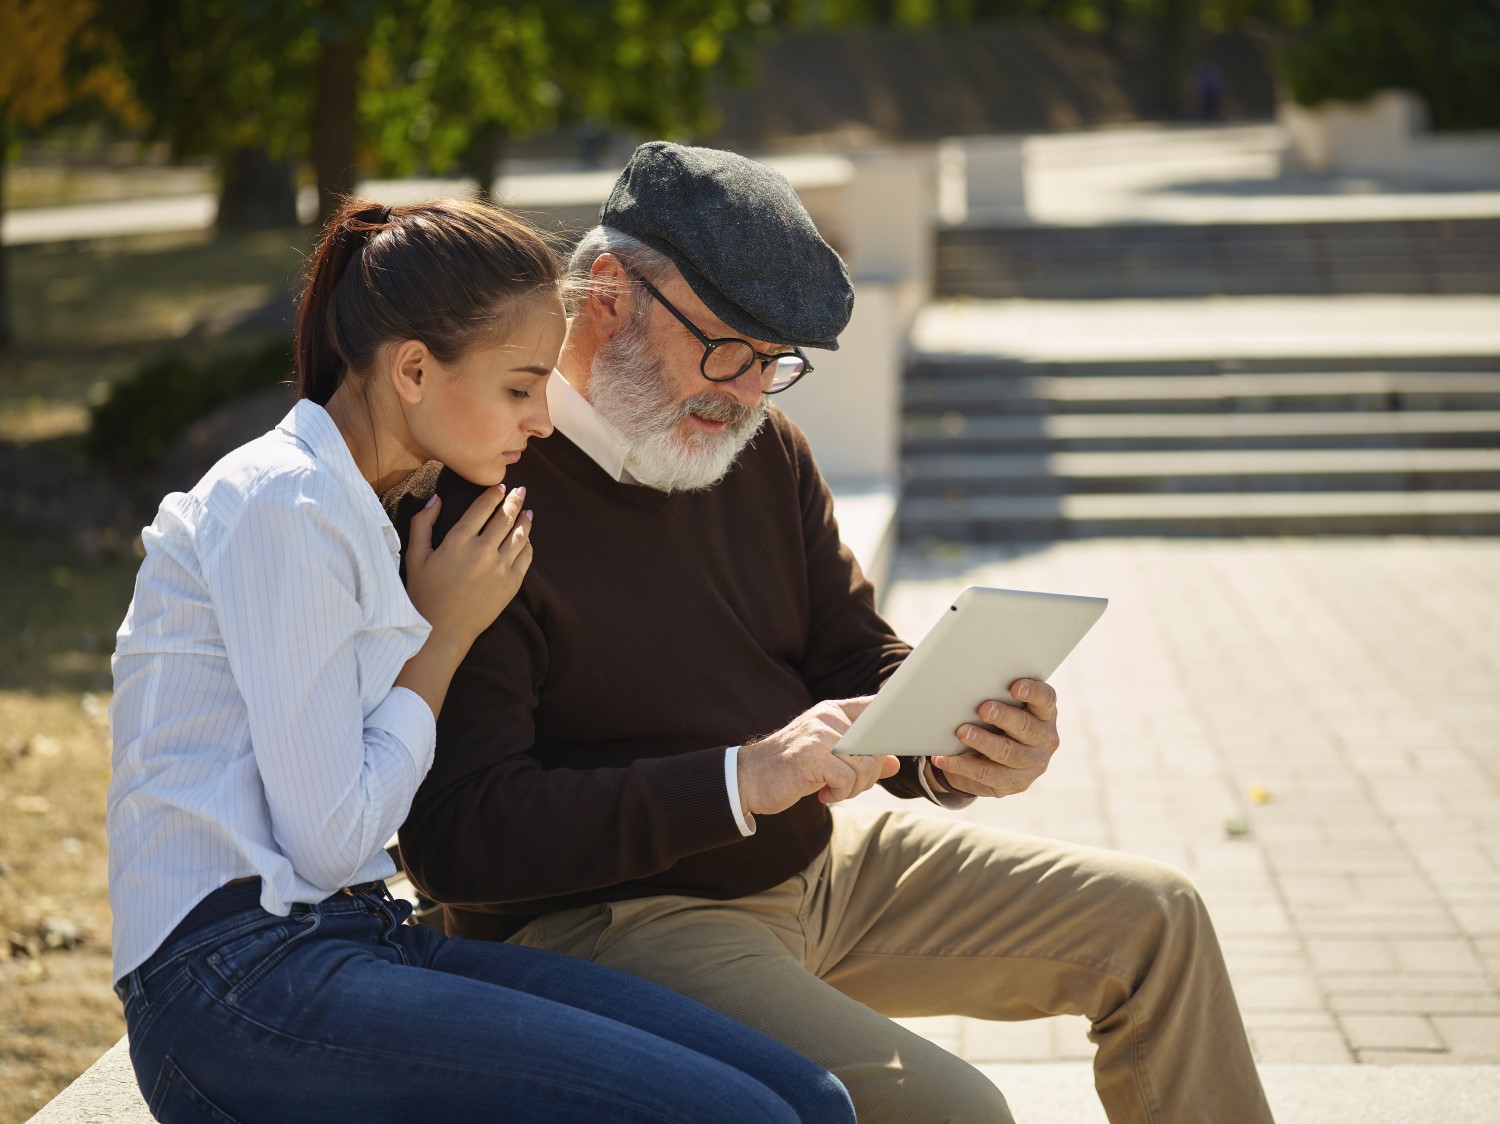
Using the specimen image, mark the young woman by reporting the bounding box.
[106,198,855,1124]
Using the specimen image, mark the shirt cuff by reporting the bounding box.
[915,756,977,810]
[366,686,437,775]
[725,746,756,837]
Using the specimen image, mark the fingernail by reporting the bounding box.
[933,756,947,769]
[515,486,526,500]
[423,495,438,509]
[1016,683,1030,700]
[985,704,1000,722]
[961,726,977,743]
[524,509,534,521]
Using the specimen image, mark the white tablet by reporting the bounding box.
[834,586,1108,756]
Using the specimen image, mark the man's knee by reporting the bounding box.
[842,1040,1014,1124]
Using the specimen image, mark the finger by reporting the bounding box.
[511,539,535,579]
[933,749,1038,797]
[497,511,533,567]
[952,725,1051,771]
[406,494,438,568]
[977,700,1057,751]
[831,695,875,725]
[819,756,859,803]
[449,484,507,542]
[479,486,526,547]
[941,771,1003,800]
[846,755,887,795]
[879,754,901,780]
[1010,678,1058,722]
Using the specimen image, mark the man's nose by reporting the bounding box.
[720,365,767,407]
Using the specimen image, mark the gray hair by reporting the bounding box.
[566,225,676,315]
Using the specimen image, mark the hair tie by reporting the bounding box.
[352,204,392,227]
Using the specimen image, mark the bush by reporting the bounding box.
[1278,0,1500,131]
[86,338,292,471]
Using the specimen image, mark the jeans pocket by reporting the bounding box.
[200,913,320,1003]
[147,1054,240,1123]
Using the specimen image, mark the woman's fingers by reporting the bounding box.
[478,486,527,549]
[496,510,533,568]
[406,494,439,569]
[449,484,508,542]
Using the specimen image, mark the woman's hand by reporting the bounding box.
[405,485,533,646]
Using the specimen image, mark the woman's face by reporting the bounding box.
[411,295,566,487]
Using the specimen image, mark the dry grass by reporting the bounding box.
[0,225,313,1121]
[1,229,309,444]
[0,530,137,1123]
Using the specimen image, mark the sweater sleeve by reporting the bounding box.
[780,417,932,802]
[390,469,746,908]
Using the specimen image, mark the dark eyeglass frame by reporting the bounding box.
[633,275,813,394]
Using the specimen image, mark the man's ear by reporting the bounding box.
[390,340,429,404]
[586,253,636,342]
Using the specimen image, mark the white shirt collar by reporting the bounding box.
[546,369,634,483]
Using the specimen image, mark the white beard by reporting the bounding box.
[588,316,768,494]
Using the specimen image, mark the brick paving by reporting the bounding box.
[872,536,1500,1067]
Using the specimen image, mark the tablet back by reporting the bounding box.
[835,586,1107,757]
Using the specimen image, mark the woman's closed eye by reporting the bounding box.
[509,388,533,400]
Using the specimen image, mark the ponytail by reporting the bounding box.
[294,197,559,405]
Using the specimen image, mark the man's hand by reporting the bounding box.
[931,678,1060,799]
[738,698,900,818]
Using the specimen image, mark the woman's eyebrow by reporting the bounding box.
[510,365,553,375]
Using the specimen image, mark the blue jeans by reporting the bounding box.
[116,881,854,1123]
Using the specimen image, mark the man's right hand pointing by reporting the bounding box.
[737,697,900,819]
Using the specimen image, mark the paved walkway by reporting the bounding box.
[867,536,1500,1069]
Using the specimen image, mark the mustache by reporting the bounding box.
[676,390,763,428]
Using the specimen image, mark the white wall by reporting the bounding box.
[1280,89,1500,186]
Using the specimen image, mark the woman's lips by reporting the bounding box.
[502,449,525,463]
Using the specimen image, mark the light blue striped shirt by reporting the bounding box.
[107,400,435,982]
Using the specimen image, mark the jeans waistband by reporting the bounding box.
[162,878,392,952]
[167,879,269,946]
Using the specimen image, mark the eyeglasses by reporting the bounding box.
[634,276,812,394]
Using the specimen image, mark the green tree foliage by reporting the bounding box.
[0,0,140,347]
[1279,0,1500,130]
[105,1,790,221]
[360,1,783,198]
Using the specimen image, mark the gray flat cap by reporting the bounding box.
[601,141,853,350]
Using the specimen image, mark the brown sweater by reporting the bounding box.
[384,407,918,940]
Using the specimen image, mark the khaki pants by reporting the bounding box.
[510,810,1273,1124]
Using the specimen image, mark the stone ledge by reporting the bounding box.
[34,1039,1500,1124]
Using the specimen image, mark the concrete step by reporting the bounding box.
[903,410,1500,454]
[936,219,1500,299]
[904,371,1500,414]
[903,448,1500,495]
[899,490,1500,539]
[36,1039,1500,1124]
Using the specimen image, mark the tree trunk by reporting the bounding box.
[216,146,299,233]
[314,6,367,225]
[466,121,507,202]
[1158,0,1193,119]
[0,123,11,351]
[1103,0,1128,50]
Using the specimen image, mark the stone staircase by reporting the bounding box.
[900,355,1500,539]
[935,219,1500,300]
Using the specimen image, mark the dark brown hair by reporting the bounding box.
[295,197,561,405]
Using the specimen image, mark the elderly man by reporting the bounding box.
[386,142,1273,1124]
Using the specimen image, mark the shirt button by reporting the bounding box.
[207,953,221,965]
